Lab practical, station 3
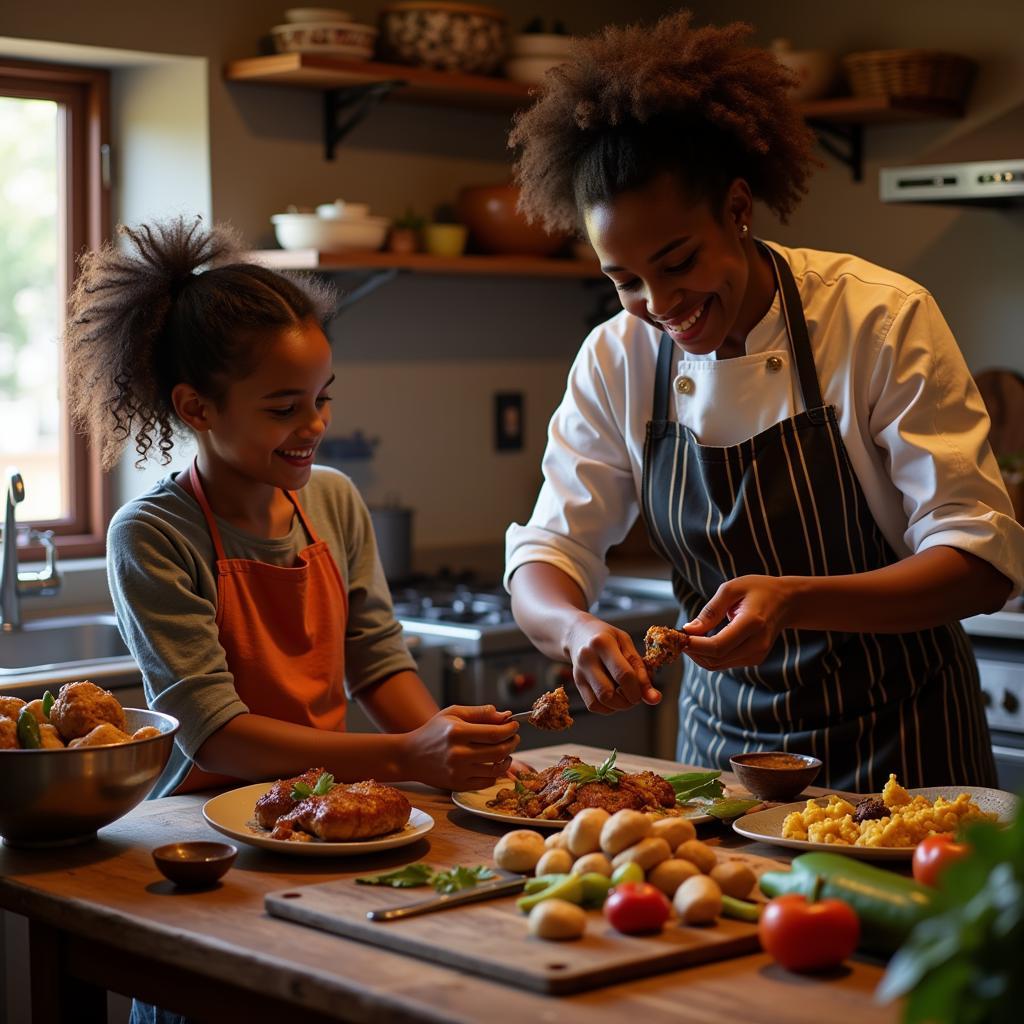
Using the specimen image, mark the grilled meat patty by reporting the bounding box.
[270,780,411,842]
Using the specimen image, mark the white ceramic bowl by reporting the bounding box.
[272,212,390,251]
[315,200,372,220]
[271,21,377,57]
[508,33,572,59]
[504,55,566,84]
[284,7,352,23]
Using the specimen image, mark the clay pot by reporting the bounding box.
[456,183,569,256]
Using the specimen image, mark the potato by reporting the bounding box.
[650,816,696,849]
[600,809,652,856]
[493,830,546,874]
[565,807,610,857]
[544,830,569,851]
[611,836,672,873]
[674,839,717,874]
[570,852,612,877]
[709,860,757,899]
[673,874,722,925]
[535,849,574,877]
[647,857,701,897]
[528,898,586,941]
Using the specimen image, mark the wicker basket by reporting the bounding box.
[842,49,976,103]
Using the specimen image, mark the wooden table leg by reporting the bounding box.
[28,920,107,1024]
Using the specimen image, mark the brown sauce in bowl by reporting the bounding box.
[740,753,810,770]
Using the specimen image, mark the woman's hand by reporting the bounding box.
[682,575,796,670]
[564,613,660,714]
[403,705,521,791]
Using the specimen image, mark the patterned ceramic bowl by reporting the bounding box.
[378,2,506,75]
[271,21,377,58]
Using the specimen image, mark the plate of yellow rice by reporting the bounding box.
[732,773,1018,859]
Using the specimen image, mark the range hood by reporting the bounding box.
[880,159,1024,204]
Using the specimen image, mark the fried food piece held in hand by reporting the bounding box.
[528,685,574,731]
[50,680,128,741]
[642,625,689,673]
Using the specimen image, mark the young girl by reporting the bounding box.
[65,217,519,797]
[504,13,1024,790]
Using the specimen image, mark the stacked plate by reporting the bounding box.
[271,8,377,60]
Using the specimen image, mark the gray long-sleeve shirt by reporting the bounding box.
[107,465,416,797]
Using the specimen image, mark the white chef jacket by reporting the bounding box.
[505,242,1024,605]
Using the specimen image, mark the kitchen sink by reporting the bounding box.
[0,614,139,690]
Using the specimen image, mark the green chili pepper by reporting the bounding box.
[759,851,932,955]
[523,873,569,895]
[41,690,54,719]
[516,873,583,912]
[16,708,42,749]
[577,872,614,907]
[720,894,762,922]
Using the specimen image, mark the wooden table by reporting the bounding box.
[0,745,899,1023]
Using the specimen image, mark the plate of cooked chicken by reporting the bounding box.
[203,768,433,856]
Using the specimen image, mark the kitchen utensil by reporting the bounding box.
[368,504,413,582]
[271,212,390,251]
[769,39,839,102]
[456,183,570,257]
[729,751,822,801]
[423,222,468,257]
[152,841,238,888]
[378,2,507,75]
[732,786,1018,859]
[0,708,178,848]
[270,20,377,58]
[265,849,786,994]
[367,875,526,920]
[202,783,435,856]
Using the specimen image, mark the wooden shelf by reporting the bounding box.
[248,249,606,279]
[224,53,533,112]
[797,94,965,123]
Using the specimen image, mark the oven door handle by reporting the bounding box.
[992,743,1024,763]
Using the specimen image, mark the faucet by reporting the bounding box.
[1,470,62,631]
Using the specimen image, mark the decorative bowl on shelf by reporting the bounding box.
[270,20,377,58]
[423,222,468,257]
[841,48,976,104]
[456,183,570,256]
[378,2,507,75]
[271,212,391,251]
[769,39,839,102]
[284,7,352,23]
[504,31,571,83]
[315,199,372,220]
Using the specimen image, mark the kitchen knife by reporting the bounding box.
[367,876,527,921]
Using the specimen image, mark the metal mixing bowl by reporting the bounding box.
[0,708,179,847]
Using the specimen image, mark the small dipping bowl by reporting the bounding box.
[729,752,822,802]
[152,841,238,888]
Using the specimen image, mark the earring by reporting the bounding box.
[740,224,749,237]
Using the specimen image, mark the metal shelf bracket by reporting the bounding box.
[809,121,864,183]
[323,80,406,160]
[334,267,402,314]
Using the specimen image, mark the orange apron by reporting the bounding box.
[173,460,348,793]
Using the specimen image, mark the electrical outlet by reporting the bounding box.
[495,392,524,451]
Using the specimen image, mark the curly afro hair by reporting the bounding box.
[64,217,336,470]
[508,10,819,234]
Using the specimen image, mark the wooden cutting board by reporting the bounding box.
[265,850,785,995]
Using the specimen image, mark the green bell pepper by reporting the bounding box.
[16,708,42,749]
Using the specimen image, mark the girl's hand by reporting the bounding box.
[563,613,660,715]
[682,575,796,670]
[404,705,521,791]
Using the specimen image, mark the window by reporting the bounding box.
[0,59,110,557]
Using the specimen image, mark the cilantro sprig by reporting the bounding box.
[291,771,337,800]
[356,863,496,893]
[563,749,626,787]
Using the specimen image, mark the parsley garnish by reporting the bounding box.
[291,771,337,800]
[355,863,496,892]
[562,749,626,787]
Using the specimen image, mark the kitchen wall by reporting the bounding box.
[3,1,1023,562]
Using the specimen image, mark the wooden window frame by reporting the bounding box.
[0,58,111,559]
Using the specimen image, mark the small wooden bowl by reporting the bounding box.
[152,841,237,887]
[729,752,822,802]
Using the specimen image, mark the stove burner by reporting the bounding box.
[391,580,517,627]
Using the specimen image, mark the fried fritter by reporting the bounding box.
[528,685,574,731]
[0,715,17,749]
[0,696,26,721]
[132,726,162,741]
[642,625,688,672]
[68,722,132,748]
[254,767,329,830]
[50,680,127,741]
[270,780,411,842]
[38,723,65,749]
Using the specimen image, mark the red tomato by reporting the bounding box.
[912,834,970,887]
[603,882,671,934]
[758,895,860,972]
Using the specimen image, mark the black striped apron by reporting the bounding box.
[640,243,996,791]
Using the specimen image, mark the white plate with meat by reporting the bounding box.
[452,754,717,828]
[203,777,434,856]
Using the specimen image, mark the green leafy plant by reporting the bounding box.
[563,749,625,787]
[664,769,726,803]
[393,207,426,231]
[291,771,336,800]
[356,863,496,893]
[877,799,1024,1023]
